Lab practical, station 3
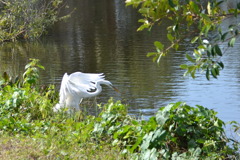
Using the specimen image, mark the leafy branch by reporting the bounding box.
[0,0,68,42]
[126,0,240,79]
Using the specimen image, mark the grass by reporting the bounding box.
[0,134,126,160]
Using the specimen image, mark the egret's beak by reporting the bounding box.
[112,86,120,93]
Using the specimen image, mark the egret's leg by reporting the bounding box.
[94,97,98,115]
[79,98,83,104]
[78,98,83,110]
[77,98,84,121]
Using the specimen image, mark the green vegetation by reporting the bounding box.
[0,59,239,159]
[0,0,66,42]
[0,0,240,159]
[126,0,240,80]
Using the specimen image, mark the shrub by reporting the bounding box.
[0,0,66,42]
[93,100,239,159]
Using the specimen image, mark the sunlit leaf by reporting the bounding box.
[180,64,188,69]
[147,52,157,57]
[207,2,211,15]
[190,1,200,13]
[228,37,236,47]
[167,33,174,42]
[157,53,163,64]
[191,36,199,43]
[154,41,164,50]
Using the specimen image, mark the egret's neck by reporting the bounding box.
[82,80,112,98]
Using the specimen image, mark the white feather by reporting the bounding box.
[54,72,114,112]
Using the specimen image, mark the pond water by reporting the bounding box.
[0,0,239,125]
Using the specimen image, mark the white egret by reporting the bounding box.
[54,72,118,112]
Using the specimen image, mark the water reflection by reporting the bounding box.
[0,0,239,123]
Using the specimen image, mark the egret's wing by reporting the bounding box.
[59,73,86,105]
[59,73,69,104]
[68,72,107,91]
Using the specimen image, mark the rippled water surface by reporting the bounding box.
[0,0,239,123]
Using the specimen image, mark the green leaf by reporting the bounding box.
[237,2,240,10]
[207,45,212,57]
[180,64,188,69]
[191,36,198,43]
[193,147,202,157]
[206,67,210,80]
[147,52,157,57]
[211,46,216,57]
[207,2,211,15]
[186,54,195,63]
[218,61,224,69]
[221,32,228,41]
[190,1,200,14]
[235,29,239,36]
[168,0,175,8]
[190,67,196,78]
[211,68,217,79]
[214,45,222,56]
[137,24,150,31]
[167,33,174,42]
[154,41,164,50]
[228,37,236,47]
[200,13,211,23]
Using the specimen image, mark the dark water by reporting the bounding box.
[0,0,239,125]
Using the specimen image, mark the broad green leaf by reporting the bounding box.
[190,67,196,78]
[235,29,239,36]
[218,61,224,69]
[167,33,174,42]
[221,32,228,41]
[214,45,222,56]
[180,64,188,69]
[190,1,200,14]
[147,52,156,57]
[211,68,217,78]
[186,54,195,63]
[228,37,236,47]
[154,41,164,50]
[137,24,150,31]
[156,104,173,125]
[138,19,146,23]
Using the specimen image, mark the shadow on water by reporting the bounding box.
[0,0,239,124]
